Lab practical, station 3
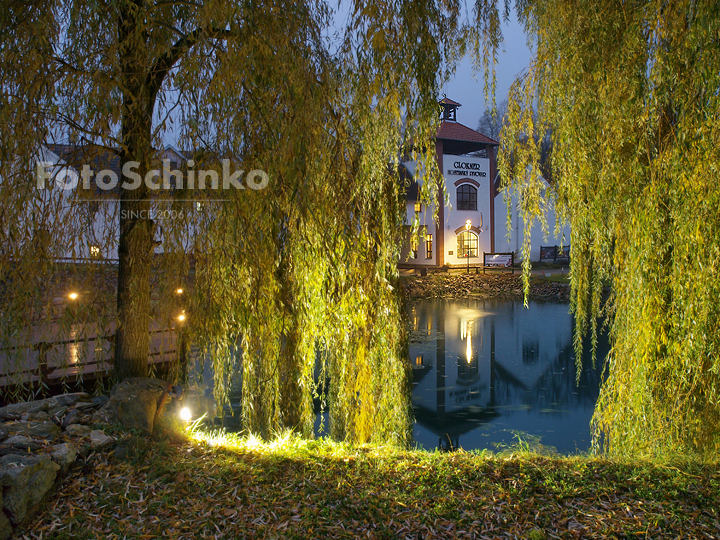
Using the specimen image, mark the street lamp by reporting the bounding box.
[465,219,471,274]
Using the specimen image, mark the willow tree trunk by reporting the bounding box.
[114,1,154,381]
[278,300,302,431]
[276,215,302,431]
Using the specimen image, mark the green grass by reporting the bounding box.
[25,429,720,539]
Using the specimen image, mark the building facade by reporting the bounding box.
[401,98,570,267]
[401,98,499,268]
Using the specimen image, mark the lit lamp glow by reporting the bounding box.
[176,288,183,295]
[177,312,186,322]
[461,319,474,363]
[179,407,192,422]
[68,292,79,301]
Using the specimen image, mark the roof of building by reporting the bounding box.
[436,121,499,146]
[46,143,204,197]
[439,97,462,107]
[47,144,122,196]
[48,144,122,179]
[435,97,499,155]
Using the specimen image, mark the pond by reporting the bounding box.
[408,298,608,454]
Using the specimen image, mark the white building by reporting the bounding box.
[38,144,194,261]
[401,98,570,267]
[494,177,570,263]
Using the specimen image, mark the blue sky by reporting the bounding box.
[442,11,533,132]
[327,2,533,133]
[161,6,533,146]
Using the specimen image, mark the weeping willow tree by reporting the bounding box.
[0,0,461,443]
[491,0,720,460]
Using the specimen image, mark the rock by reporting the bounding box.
[0,427,7,443]
[2,435,42,452]
[92,395,109,407]
[0,400,50,422]
[61,408,80,428]
[26,411,49,422]
[0,453,59,524]
[64,424,92,438]
[0,511,11,540]
[53,392,91,407]
[6,421,60,441]
[97,378,169,434]
[50,442,77,468]
[90,430,114,449]
[73,401,95,410]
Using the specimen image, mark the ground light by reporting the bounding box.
[178,311,186,322]
[68,292,79,300]
[180,407,192,422]
[176,288,183,294]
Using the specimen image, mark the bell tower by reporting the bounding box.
[439,97,461,122]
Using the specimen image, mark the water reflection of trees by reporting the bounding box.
[409,299,608,450]
[492,337,603,415]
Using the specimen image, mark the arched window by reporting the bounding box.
[456,184,477,210]
[457,231,478,258]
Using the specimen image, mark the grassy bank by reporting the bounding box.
[25,430,720,539]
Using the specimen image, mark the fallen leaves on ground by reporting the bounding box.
[23,435,720,540]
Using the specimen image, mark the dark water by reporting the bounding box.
[408,298,607,454]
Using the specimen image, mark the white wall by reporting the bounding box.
[441,154,491,266]
[402,155,493,267]
[493,182,570,262]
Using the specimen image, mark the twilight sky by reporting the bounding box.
[442,10,533,133]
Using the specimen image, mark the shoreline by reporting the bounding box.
[401,271,571,303]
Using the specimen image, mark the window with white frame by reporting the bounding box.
[456,231,478,258]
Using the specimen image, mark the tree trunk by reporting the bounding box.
[277,218,302,431]
[114,1,154,382]
[279,318,302,431]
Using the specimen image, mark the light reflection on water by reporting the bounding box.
[409,298,607,454]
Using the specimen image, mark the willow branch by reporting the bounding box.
[145,25,237,113]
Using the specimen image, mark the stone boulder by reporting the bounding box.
[50,442,77,470]
[90,430,114,449]
[0,399,55,422]
[53,392,91,408]
[64,424,92,439]
[0,509,10,540]
[94,378,169,434]
[6,421,60,441]
[0,453,59,525]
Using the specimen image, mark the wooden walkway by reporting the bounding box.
[0,321,179,390]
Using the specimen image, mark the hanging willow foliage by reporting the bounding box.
[0,0,463,444]
[493,0,720,460]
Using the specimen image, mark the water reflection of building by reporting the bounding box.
[409,299,602,452]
